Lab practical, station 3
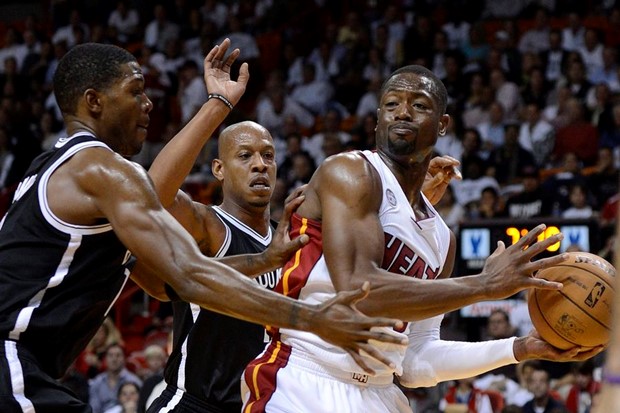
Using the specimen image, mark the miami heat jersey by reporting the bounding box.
[0,133,129,378]
[268,150,451,378]
[160,205,280,412]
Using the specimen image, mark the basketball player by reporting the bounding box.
[242,65,602,413]
[0,41,406,413]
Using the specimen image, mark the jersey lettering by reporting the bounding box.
[255,269,281,289]
[382,233,438,279]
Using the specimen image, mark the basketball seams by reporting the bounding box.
[555,289,611,330]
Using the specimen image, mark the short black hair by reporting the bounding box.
[54,43,136,115]
[380,65,448,114]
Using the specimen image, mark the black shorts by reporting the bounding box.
[147,385,235,413]
[0,340,91,413]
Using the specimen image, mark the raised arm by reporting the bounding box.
[55,148,403,370]
[310,153,567,321]
[148,38,248,207]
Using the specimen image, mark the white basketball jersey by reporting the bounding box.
[274,150,452,378]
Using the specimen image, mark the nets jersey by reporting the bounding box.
[163,206,280,411]
[0,133,130,378]
[269,150,451,378]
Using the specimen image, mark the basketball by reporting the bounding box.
[528,251,616,350]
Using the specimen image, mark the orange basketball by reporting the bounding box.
[528,251,616,350]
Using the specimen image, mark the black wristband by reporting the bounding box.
[207,93,233,110]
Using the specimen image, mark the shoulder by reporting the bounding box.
[315,151,380,190]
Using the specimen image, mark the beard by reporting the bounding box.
[387,136,416,156]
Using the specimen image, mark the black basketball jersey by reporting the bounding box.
[0,133,130,378]
[163,205,279,412]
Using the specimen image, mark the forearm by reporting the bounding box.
[354,272,489,321]
[215,253,277,278]
[399,315,517,388]
[148,99,230,207]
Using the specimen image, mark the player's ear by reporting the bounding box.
[84,88,102,114]
[438,114,450,136]
[212,159,224,182]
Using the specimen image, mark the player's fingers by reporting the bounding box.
[448,166,463,180]
[358,344,397,370]
[237,62,250,86]
[512,224,546,250]
[526,277,563,290]
[573,346,605,360]
[526,253,569,274]
[214,38,230,61]
[522,233,564,259]
[224,48,240,69]
[488,241,506,257]
[334,281,371,307]
[346,348,375,375]
[203,44,220,68]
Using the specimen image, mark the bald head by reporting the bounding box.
[218,121,272,157]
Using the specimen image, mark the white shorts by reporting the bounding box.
[241,342,412,413]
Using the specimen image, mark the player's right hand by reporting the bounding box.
[311,281,407,374]
[479,224,568,299]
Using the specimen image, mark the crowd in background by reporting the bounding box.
[1,0,620,411]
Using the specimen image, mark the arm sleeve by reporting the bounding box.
[398,315,518,388]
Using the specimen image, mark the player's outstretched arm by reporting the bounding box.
[312,154,568,321]
[149,38,248,207]
[78,149,404,373]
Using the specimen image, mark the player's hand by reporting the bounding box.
[263,186,309,268]
[422,155,461,205]
[203,38,249,107]
[311,282,407,375]
[480,224,568,299]
[513,330,605,362]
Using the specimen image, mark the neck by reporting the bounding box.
[377,150,430,206]
[220,200,271,236]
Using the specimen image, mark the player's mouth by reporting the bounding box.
[250,177,271,190]
[390,123,416,136]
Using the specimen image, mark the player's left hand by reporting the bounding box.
[422,155,461,205]
[513,330,605,362]
[203,38,249,107]
[263,185,309,268]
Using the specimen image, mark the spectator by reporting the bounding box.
[562,184,595,219]
[565,360,601,413]
[200,0,229,31]
[553,98,599,166]
[590,46,619,92]
[518,101,555,167]
[503,165,554,218]
[103,382,141,413]
[522,368,569,413]
[177,59,208,125]
[518,7,551,54]
[588,146,619,209]
[303,108,351,165]
[256,85,315,140]
[599,102,620,150]
[89,343,142,413]
[489,123,536,185]
[578,29,604,83]
[289,63,335,115]
[467,186,505,220]
[435,185,465,233]
[541,29,569,84]
[489,68,521,122]
[543,151,590,215]
[561,58,592,103]
[439,376,495,413]
[477,101,506,155]
[562,12,586,52]
[144,4,180,53]
[107,0,140,45]
[51,8,90,48]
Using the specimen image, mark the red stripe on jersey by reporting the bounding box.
[243,340,292,413]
